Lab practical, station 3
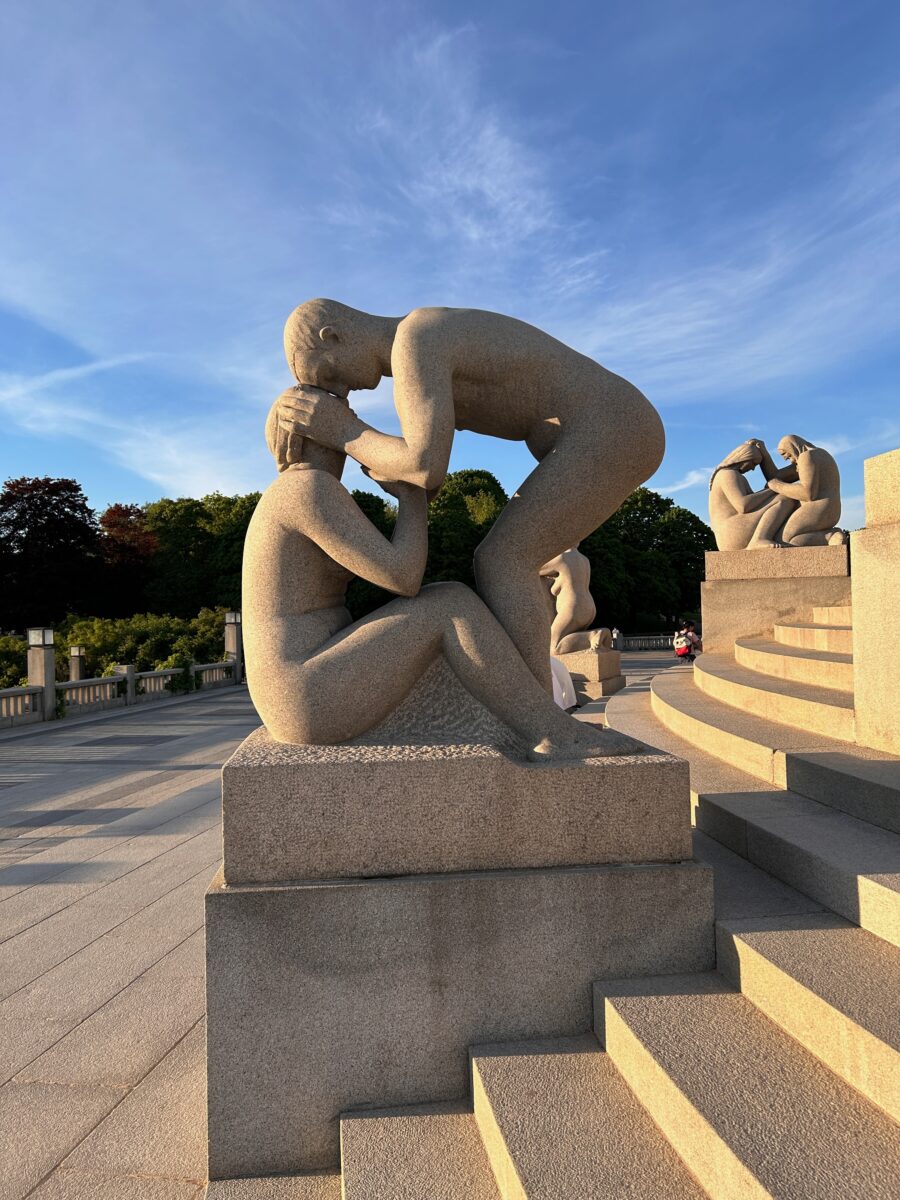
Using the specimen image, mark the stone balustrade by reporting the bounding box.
[0,685,44,728]
[622,634,675,651]
[0,612,244,729]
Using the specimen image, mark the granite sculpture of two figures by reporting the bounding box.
[206,302,715,1182]
[243,299,665,753]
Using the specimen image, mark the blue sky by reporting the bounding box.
[2,0,899,530]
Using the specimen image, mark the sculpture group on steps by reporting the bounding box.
[242,299,664,754]
[709,434,846,551]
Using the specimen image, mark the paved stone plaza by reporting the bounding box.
[0,688,259,1199]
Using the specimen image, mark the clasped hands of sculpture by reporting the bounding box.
[709,434,846,552]
[241,299,664,755]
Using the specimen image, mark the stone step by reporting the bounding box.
[694,654,855,741]
[606,686,900,925]
[734,637,853,693]
[774,622,853,654]
[470,1036,707,1198]
[716,915,900,1120]
[812,605,852,625]
[616,678,900,836]
[594,974,900,1200]
[206,1175,341,1198]
[696,789,900,948]
[341,1101,500,1199]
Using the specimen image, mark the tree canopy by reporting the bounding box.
[0,472,713,637]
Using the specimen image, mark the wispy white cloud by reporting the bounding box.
[655,467,714,495]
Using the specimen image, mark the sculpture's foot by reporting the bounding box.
[528,727,636,762]
[826,528,849,545]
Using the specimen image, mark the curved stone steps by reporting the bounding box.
[812,605,852,625]
[774,621,852,654]
[734,638,853,693]
[594,973,900,1200]
[694,654,855,741]
[609,681,900,834]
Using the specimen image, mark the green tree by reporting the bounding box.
[0,635,27,689]
[143,497,213,617]
[98,503,159,616]
[202,492,261,608]
[0,477,101,631]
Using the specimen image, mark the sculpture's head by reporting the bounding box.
[284,299,384,395]
[778,434,814,464]
[709,440,762,489]
[265,395,346,477]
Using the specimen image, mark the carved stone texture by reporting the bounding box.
[709,435,846,551]
[244,300,665,751]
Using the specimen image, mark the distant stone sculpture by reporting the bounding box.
[539,547,624,700]
[757,435,846,546]
[242,392,633,759]
[709,435,845,551]
[708,441,797,551]
[539,548,612,654]
[274,299,665,690]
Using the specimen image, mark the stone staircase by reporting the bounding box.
[330,600,900,1198]
[216,601,900,1198]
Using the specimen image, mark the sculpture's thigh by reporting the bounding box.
[781,498,840,543]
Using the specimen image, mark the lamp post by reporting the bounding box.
[69,645,86,682]
[27,628,56,720]
[225,611,243,684]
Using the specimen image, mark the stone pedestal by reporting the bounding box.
[205,668,713,1179]
[556,647,626,703]
[701,545,851,653]
[853,449,900,753]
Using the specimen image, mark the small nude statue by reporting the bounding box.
[241,391,634,759]
[708,440,797,551]
[755,435,846,546]
[539,548,612,655]
[274,300,664,691]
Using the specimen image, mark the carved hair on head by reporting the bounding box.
[283,298,356,382]
[708,440,762,490]
[265,398,303,473]
[778,434,815,459]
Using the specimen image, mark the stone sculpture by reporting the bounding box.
[539,547,612,655]
[242,391,633,758]
[275,299,665,690]
[757,435,846,546]
[708,440,796,551]
[539,547,624,700]
[709,435,845,551]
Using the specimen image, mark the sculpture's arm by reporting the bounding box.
[299,473,428,597]
[717,471,778,514]
[277,328,456,492]
[767,455,816,501]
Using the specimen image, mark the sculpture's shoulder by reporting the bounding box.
[255,468,337,522]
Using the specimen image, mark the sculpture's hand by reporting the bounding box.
[277,386,360,451]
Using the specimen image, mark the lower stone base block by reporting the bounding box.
[206,860,713,1179]
[575,675,626,703]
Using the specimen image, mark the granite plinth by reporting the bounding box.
[557,647,622,683]
[863,448,900,528]
[575,676,627,703]
[221,727,690,885]
[205,860,714,1177]
[701,548,851,654]
[704,545,849,581]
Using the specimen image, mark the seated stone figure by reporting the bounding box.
[708,440,797,551]
[756,434,846,546]
[539,548,612,654]
[241,393,630,759]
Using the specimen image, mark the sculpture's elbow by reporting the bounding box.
[395,577,421,598]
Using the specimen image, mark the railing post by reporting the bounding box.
[114,663,136,705]
[27,627,57,721]
[225,611,243,684]
[69,645,85,681]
